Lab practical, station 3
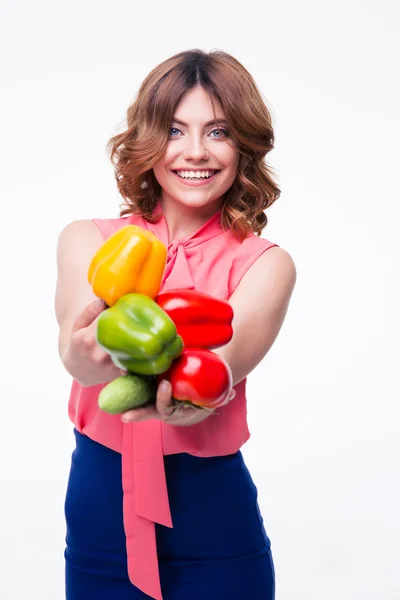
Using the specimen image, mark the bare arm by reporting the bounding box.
[55,219,124,386]
[213,246,297,386]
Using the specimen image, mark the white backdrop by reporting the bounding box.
[1,1,399,599]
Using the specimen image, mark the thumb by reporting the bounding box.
[72,298,107,332]
[220,388,236,406]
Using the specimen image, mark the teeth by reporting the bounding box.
[176,170,215,179]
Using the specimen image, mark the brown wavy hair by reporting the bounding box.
[107,49,280,239]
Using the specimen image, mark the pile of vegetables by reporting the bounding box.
[87,225,234,414]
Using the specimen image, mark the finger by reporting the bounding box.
[220,388,236,407]
[156,380,176,421]
[121,404,158,422]
[72,299,107,332]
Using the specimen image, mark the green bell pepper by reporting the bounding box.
[96,293,183,375]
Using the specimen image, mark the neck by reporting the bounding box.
[160,195,222,242]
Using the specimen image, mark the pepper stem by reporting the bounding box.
[171,399,214,413]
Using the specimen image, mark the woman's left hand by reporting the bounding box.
[120,379,235,427]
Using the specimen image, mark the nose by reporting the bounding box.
[182,133,209,161]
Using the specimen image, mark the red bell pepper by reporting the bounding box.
[156,289,233,350]
[163,348,233,409]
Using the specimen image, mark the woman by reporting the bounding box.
[56,48,297,600]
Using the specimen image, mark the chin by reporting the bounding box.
[167,193,222,210]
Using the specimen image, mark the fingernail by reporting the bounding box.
[96,298,105,308]
[159,379,170,393]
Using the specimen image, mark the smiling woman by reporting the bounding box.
[107,49,280,239]
[152,86,240,220]
[56,48,296,600]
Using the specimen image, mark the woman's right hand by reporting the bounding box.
[55,219,127,388]
[62,297,126,387]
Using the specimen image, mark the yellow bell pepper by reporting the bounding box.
[88,225,167,306]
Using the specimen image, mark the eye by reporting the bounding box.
[210,128,229,139]
[169,126,182,137]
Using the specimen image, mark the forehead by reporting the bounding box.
[173,86,225,121]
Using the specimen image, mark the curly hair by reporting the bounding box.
[107,49,280,239]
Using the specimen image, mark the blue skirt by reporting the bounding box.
[65,429,275,599]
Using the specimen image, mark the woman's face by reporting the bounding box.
[152,85,239,213]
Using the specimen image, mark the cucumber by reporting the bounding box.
[98,374,156,414]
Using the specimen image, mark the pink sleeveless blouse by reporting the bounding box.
[67,206,278,599]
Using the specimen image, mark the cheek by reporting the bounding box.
[159,144,177,168]
[219,144,239,171]
[153,147,176,180]
[222,149,239,182]
[152,160,168,185]
[222,151,239,189]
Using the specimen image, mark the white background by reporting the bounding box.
[1,1,399,599]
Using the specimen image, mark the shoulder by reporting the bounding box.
[228,230,293,295]
[236,244,297,299]
[56,214,148,266]
[57,214,135,248]
[57,218,102,243]
[247,245,297,284]
[228,225,297,300]
[92,216,136,239]
[57,219,103,250]
[56,219,105,270]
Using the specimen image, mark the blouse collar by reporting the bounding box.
[142,201,224,250]
[140,201,226,292]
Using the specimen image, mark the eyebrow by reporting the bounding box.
[171,118,228,128]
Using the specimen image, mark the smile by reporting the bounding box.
[172,170,221,185]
